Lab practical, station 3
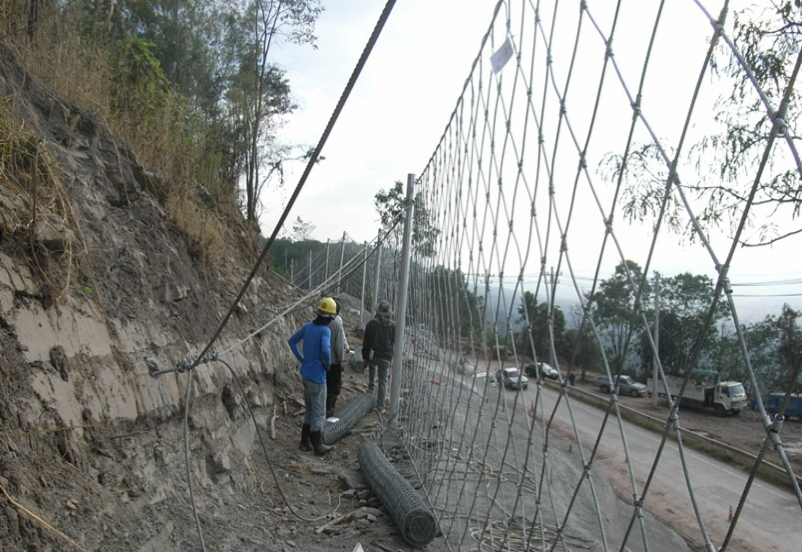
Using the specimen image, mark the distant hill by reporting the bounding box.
[481,283,790,333]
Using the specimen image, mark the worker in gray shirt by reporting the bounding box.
[326,297,350,417]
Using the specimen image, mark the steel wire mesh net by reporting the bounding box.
[382,1,802,551]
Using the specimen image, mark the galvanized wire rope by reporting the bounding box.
[214,358,341,522]
[364,2,802,552]
[13,1,802,551]
[218,213,402,357]
[167,2,402,546]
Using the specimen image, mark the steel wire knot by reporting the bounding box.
[176,350,219,372]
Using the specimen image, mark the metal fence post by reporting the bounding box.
[358,241,368,337]
[337,231,346,295]
[325,239,331,289]
[371,234,382,314]
[389,174,415,429]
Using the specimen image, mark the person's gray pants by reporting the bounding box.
[302,378,327,431]
[368,358,391,408]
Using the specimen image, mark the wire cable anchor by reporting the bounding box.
[147,350,219,378]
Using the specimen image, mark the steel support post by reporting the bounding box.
[389,174,415,430]
[337,231,346,295]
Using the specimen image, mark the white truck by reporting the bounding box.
[647,370,747,416]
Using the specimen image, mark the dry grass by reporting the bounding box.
[4,11,246,280]
[0,94,76,302]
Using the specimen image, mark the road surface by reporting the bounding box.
[528,382,802,552]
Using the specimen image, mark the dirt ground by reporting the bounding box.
[3,315,796,552]
[246,363,441,552]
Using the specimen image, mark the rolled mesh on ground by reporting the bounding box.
[357,440,438,547]
[322,392,375,445]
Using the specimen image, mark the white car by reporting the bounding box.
[496,367,530,390]
[525,362,559,380]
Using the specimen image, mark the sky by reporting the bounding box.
[262,0,802,316]
[263,0,491,242]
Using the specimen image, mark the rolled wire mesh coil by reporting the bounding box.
[322,392,375,445]
[357,440,438,547]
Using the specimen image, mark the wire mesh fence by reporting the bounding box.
[6,0,797,550]
[359,1,801,551]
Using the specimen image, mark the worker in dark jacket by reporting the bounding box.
[362,299,395,410]
[288,297,337,456]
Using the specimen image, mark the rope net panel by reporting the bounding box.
[393,1,802,551]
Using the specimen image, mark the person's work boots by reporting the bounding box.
[310,430,334,457]
[299,423,312,452]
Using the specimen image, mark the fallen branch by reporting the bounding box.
[314,513,352,534]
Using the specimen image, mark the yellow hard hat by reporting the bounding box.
[317,297,337,317]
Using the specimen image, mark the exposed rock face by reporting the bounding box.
[0,43,306,551]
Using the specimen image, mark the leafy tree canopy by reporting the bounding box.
[516,291,568,362]
[603,3,801,248]
[374,181,440,257]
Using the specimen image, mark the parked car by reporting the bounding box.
[524,362,559,380]
[496,367,529,390]
[592,375,647,397]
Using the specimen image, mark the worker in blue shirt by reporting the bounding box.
[288,297,337,456]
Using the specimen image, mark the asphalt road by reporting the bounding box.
[530,382,802,552]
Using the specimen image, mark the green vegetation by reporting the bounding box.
[515,290,569,363]
[373,180,440,257]
[499,257,801,394]
[0,0,323,272]
[603,2,800,249]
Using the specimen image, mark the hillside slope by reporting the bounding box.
[0,41,344,552]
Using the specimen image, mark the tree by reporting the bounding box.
[588,260,649,374]
[776,304,802,393]
[564,305,603,381]
[291,216,315,241]
[424,266,482,342]
[739,315,782,395]
[108,0,322,224]
[637,273,730,376]
[68,0,322,224]
[516,291,568,363]
[374,181,440,257]
[222,0,318,223]
[109,0,225,113]
[603,3,801,248]
[734,305,802,398]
